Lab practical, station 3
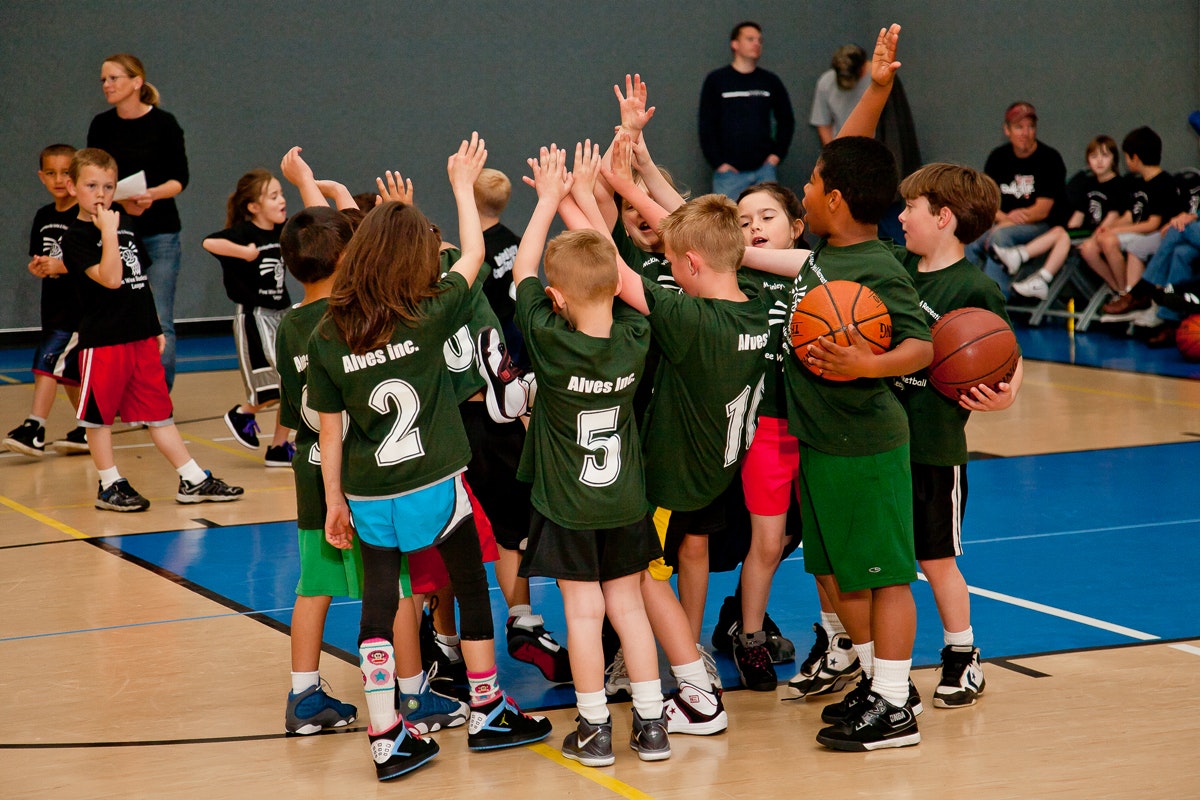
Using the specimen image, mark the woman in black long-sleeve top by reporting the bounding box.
[87,54,189,390]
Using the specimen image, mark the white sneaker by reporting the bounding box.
[1011,274,1049,300]
[934,645,986,708]
[1130,301,1161,328]
[664,681,728,735]
[785,633,861,698]
[604,647,630,697]
[993,245,1025,275]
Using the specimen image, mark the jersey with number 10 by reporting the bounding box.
[515,277,650,529]
[641,276,769,511]
[305,273,473,498]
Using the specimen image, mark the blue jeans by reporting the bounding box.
[1145,222,1200,322]
[965,222,1049,297]
[142,232,181,391]
[712,162,777,200]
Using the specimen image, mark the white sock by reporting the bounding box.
[397,671,425,695]
[630,679,664,720]
[871,657,912,708]
[1037,267,1054,282]
[27,415,46,425]
[853,641,875,678]
[670,658,711,692]
[177,459,208,486]
[359,638,398,732]
[291,671,320,695]
[944,627,974,648]
[98,466,122,489]
[820,611,844,637]
[575,689,609,725]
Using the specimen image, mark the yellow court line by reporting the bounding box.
[0,494,91,540]
[1024,377,1200,410]
[528,742,657,799]
[0,373,22,384]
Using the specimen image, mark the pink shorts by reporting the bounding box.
[77,338,174,427]
[740,415,800,516]
[407,477,500,595]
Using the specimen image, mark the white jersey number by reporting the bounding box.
[723,375,765,467]
[300,386,348,466]
[576,406,621,488]
[369,379,425,467]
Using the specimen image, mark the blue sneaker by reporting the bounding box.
[285,682,357,735]
[397,676,469,734]
[466,692,552,750]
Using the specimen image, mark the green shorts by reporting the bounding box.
[295,528,364,599]
[798,443,916,592]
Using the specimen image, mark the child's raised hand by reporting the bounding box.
[614,73,656,136]
[280,146,315,187]
[92,205,120,234]
[527,144,573,205]
[447,131,487,191]
[870,24,902,88]
[601,131,637,191]
[570,140,602,200]
[375,171,414,205]
[805,325,878,380]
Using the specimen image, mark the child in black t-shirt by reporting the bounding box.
[202,169,295,466]
[62,148,243,512]
[5,144,90,457]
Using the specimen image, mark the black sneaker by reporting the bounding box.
[95,478,150,512]
[507,616,572,683]
[762,612,796,664]
[418,603,469,702]
[223,406,260,449]
[629,709,671,761]
[709,594,740,654]
[466,692,552,751]
[49,425,90,454]
[562,716,615,767]
[822,676,923,723]
[733,631,778,691]
[816,691,921,751]
[369,717,439,781]
[264,441,295,467]
[176,471,245,503]
[475,326,528,422]
[934,645,986,708]
[4,419,45,457]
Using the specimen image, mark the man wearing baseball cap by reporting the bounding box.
[966,101,1067,295]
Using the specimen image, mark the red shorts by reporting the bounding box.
[740,415,800,516]
[407,477,500,595]
[77,338,174,427]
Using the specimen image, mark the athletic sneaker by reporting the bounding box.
[50,426,90,454]
[466,692,552,750]
[475,326,528,422]
[4,419,45,457]
[1011,274,1050,300]
[285,682,357,735]
[369,717,439,781]
[223,405,260,449]
[397,676,469,733]
[696,643,722,691]
[762,615,796,664]
[175,471,245,503]
[95,478,151,512]
[629,709,671,761]
[264,441,295,467]
[992,244,1026,275]
[821,676,923,724]
[709,594,795,664]
[732,631,777,692]
[419,605,469,702]
[562,716,615,767]
[506,616,572,683]
[785,631,860,699]
[934,645,986,708]
[815,691,921,752]
[664,681,727,735]
[604,647,630,698]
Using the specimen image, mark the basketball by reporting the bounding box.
[1177,315,1200,361]
[789,280,892,381]
[928,307,1021,400]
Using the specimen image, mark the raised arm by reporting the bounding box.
[739,244,812,277]
[445,132,488,287]
[601,133,670,234]
[514,145,573,286]
[569,140,610,232]
[838,24,902,140]
[631,135,685,213]
[280,147,329,208]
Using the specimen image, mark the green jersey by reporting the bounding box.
[888,245,1015,466]
[781,239,931,457]
[613,219,679,292]
[641,275,769,511]
[306,272,474,498]
[438,247,499,403]
[741,266,794,420]
[514,277,651,528]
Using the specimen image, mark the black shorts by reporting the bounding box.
[912,462,967,561]
[461,401,531,551]
[519,509,661,582]
[659,475,750,572]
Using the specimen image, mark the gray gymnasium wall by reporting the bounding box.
[2,1,1197,333]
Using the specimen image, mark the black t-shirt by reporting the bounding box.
[481,223,521,325]
[61,214,161,348]
[87,107,189,236]
[1175,169,1200,216]
[204,221,290,309]
[1065,171,1125,229]
[29,203,83,331]
[1127,171,1182,224]
[984,141,1067,220]
[698,65,795,171]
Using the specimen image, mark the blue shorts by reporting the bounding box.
[347,473,472,552]
[32,328,81,386]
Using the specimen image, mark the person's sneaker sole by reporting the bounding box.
[95,499,150,512]
[4,438,45,457]
[816,728,921,752]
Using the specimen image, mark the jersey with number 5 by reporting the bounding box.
[305,273,474,498]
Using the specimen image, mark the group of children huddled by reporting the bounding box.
[9,24,1038,778]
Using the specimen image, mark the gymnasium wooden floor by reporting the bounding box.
[2,340,1199,799]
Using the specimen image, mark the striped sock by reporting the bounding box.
[468,666,501,706]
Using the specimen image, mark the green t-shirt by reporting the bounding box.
[438,247,500,404]
[613,219,679,292]
[514,277,651,528]
[888,245,1015,466]
[781,239,931,456]
[306,272,474,498]
[641,275,769,511]
[740,266,793,421]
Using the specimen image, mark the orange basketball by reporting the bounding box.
[929,307,1021,400]
[790,280,892,381]
[1177,315,1200,361]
